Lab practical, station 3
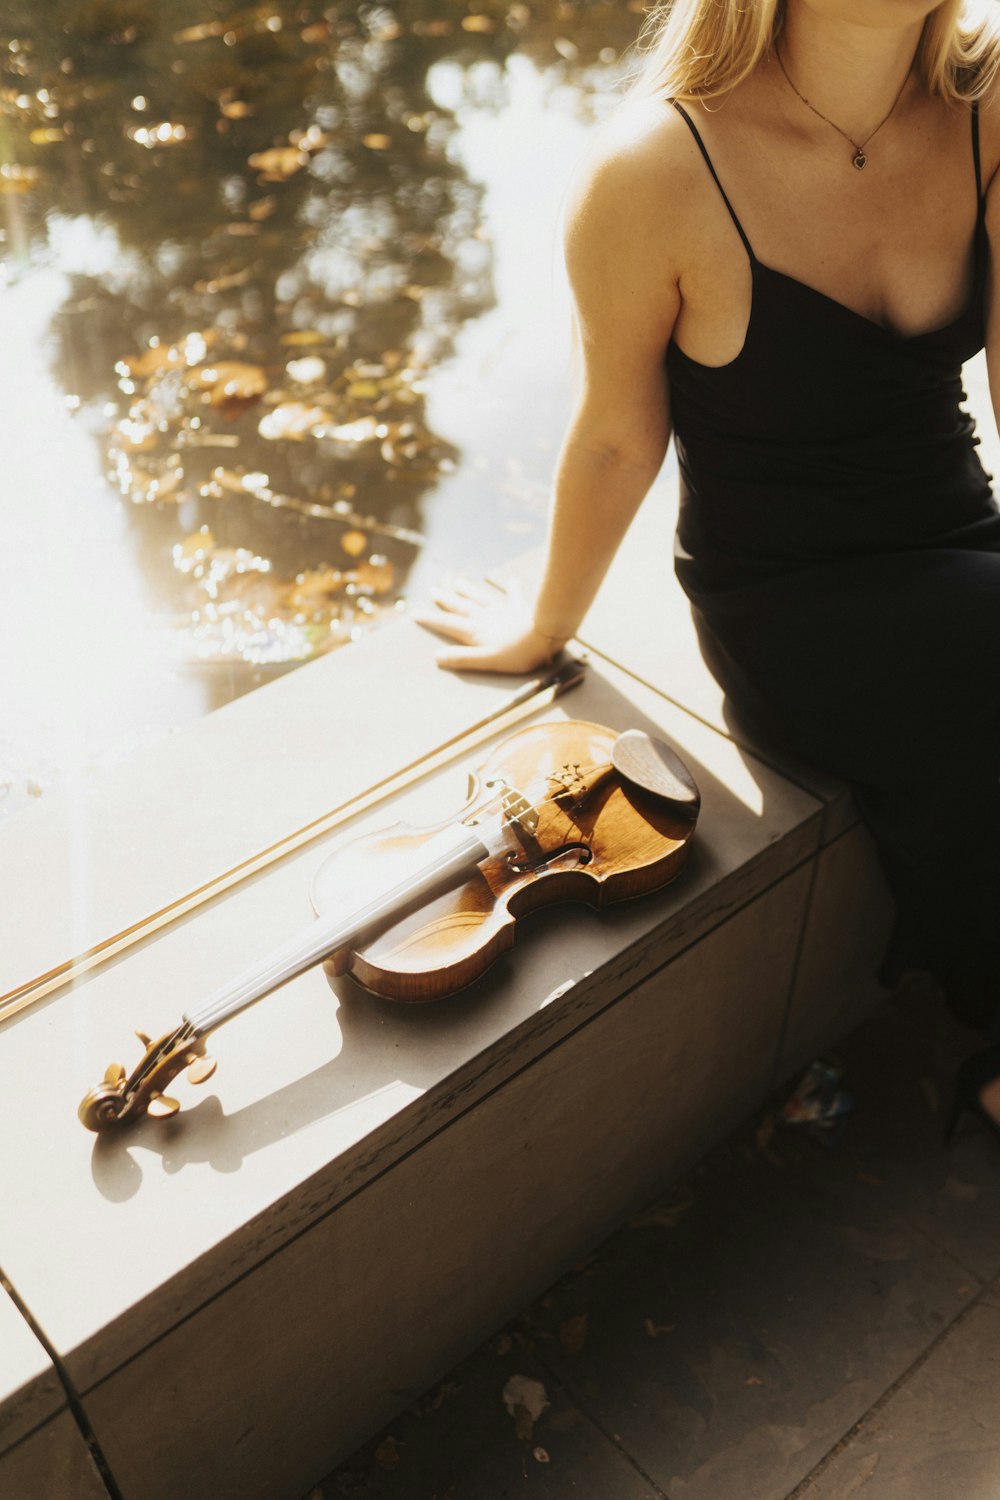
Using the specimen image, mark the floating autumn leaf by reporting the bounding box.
[290,125,333,151]
[248,195,276,221]
[380,422,443,467]
[368,16,402,40]
[191,361,268,407]
[258,401,329,440]
[110,412,160,452]
[362,133,392,151]
[0,164,40,193]
[247,146,308,179]
[461,14,496,31]
[208,466,271,496]
[193,264,256,293]
[218,94,255,120]
[173,20,228,42]
[280,330,326,347]
[128,122,189,147]
[283,567,344,613]
[285,356,326,385]
[120,345,182,379]
[126,463,184,503]
[345,359,391,381]
[340,530,367,558]
[345,379,380,401]
[348,556,395,593]
[173,527,216,568]
[329,416,380,444]
[29,127,67,145]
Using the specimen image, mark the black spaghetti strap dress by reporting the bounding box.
[668,101,1000,1026]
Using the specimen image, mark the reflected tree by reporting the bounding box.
[0,0,639,670]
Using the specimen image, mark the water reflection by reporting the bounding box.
[0,1,639,812]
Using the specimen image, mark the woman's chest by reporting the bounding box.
[673,116,982,369]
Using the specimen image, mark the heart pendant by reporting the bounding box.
[853,151,867,170]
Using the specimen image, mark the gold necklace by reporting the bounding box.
[775,49,911,170]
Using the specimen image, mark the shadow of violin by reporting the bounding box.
[88,659,773,1201]
[88,945,543,1199]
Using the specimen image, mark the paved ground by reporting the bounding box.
[303,975,1000,1500]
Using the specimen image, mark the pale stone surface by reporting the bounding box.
[0,1287,105,1500]
[0,652,819,1401]
[83,868,810,1500]
[0,1284,63,1455]
[0,616,541,1013]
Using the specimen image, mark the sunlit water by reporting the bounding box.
[0,1,646,816]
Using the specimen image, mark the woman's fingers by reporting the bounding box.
[430,587,477,618]
[412,609,478,645]
[415,576,541,673]
[454,577,508,606]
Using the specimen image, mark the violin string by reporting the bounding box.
[122,1019,193,1096]
[468,757,608,828]
[145,761,613,1047]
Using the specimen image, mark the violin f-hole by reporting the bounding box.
[506,841,592,875]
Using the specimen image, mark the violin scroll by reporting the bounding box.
[78,1024,217,1134]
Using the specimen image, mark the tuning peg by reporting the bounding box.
[187,1056,217,1086]
[146,1094,181,1119]
[135,1030,152,1048]
[104,1062,125,1086]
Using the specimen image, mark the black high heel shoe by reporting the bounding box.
[945,1043,1000,1147]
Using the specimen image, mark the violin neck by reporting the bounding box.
[183,822,490,1038]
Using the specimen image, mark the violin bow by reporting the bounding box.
[2,656,587,1027]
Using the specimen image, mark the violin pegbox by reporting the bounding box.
[78,1023,217,1134]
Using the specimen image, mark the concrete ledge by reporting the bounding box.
[0,591,893,1496]
[0,1287,106,1500]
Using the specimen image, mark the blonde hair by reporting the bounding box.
[624,0,1000,106]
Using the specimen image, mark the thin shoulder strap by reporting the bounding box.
[672,100,756,262]
[972,100,984,208]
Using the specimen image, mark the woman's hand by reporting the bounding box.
[414,578,569,674]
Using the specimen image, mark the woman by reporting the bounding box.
[418,0,1000,1140]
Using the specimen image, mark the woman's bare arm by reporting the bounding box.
[417,111,683,672]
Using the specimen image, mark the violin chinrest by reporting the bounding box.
[611,729,701,814]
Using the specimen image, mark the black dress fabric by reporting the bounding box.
[667,100,1000,1024]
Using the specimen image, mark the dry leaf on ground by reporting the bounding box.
[558,1313,588,1354]
[373,1435,400,1471]
[502,1374,549,1441]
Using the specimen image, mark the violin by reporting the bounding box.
[78,719,700,1133]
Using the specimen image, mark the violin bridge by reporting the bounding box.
[487,778,539,836]
[550,762,586,806]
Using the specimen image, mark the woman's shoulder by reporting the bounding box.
[561,96,709,263]
[566,96,703,201]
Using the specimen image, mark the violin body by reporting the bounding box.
[312,720,698,1001]
[79,717,698,1131]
